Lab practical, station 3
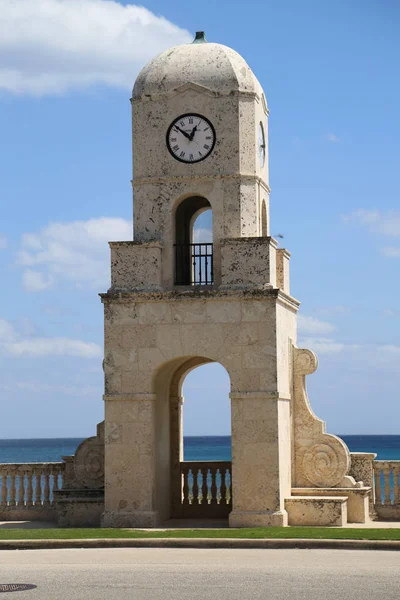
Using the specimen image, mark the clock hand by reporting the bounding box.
[189,125,198,141]
[174,126,191,140]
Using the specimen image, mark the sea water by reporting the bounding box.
[0,435,400,463]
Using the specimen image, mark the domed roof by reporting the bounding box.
[132,32,264,100]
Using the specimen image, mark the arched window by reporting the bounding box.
[174,196,213,285]
[261,199,268,237]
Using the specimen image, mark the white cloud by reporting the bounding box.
[343,210,400,258]
[381,247,400,258]
[0,234,7,248]
[299,335,400,360]
[317,305,351,316]
[193,228,213,243]
[23,270,54,292]
[0,381,99,396]
[17,216,131,291]
[298,315,335,335]
[0,317,101,358]
[299,337,347,354]
[0,0,191,96]
[383,308,400,317]
[323,133,340,143]
[343,209,400,237]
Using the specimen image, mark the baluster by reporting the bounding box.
[182,467,189,505]
[227,467,232,505]
[54,467,61,492]
[9,469,17,506]
[43,469,50,505]
[192,467,199,505]
[375,466,383,505]
[393,465,400,505]
[210,466,217,505]
[0,469,8,506]
[201,468,208,505]
[34,468,42,505]
[26,469,33,507]
[15,470,22,505]
[383,466,391,505]
[220,468,227,505]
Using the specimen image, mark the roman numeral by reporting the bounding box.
[205,136,212,140]
[189,153,194,160]
[188,117,193,124]
[170,137,177,142]
[173,145,179,151]
[180,151,185,158]
[204,144,209,150]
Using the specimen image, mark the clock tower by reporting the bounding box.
[101,32,357,529]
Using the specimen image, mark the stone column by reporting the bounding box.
[102,393,159,528]
[228,392,291,527]
[170,395,184,518]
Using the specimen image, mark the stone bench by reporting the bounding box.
[285,496,348,526]
[291,487,371,523]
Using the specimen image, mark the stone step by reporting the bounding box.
[291,487,371,524]
[285,496,348,526]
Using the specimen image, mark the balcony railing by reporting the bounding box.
[174,243,213,286]
[373,460,400,519]
[179,461,232,518]
[0,462,64,520]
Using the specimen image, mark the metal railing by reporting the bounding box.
[174,243,213,286]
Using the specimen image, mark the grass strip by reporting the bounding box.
[0,527,400,541]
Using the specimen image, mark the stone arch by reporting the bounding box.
[173,195,213,285]
[152,355,231,521]
[261,199,268,237]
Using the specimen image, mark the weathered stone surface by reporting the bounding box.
[350,452,377,516]
[292,348,352,488]
[110,242,162,292]
[220,237,277,289]
[285,496,348,527]
[97,34,370,530]
[291,487,370,523]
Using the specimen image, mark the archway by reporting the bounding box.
[154,356,232,521]
[261,199,268,237]
[174,196,213,285]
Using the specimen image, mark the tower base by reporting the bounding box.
[229,509,288,528]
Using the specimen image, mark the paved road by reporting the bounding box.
[0,548,399,599]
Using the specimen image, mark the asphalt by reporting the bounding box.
[1,548,400,600]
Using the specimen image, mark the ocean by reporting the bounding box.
[0,435,399,464]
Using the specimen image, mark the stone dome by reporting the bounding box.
[132,32,264,100]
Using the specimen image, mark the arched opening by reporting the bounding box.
[154,356,232,521]
[174,196,213,286]
[183,362,231,460]
[261,199,268,237]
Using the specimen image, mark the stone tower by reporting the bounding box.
[100,33,370,529]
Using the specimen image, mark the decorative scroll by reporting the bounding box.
[73,422,104,489]
[293,347,352,488]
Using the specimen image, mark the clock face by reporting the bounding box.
[166,114,216,163]
[258,122,265,167]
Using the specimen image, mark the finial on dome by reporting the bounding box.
[192,31,208,44]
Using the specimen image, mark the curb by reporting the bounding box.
[1,538,400,551]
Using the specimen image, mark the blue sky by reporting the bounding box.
[1,0,399,438]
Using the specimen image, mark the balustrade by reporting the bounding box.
[373,461,400,519]
[179,461,232,517]
[0,463,64,510]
